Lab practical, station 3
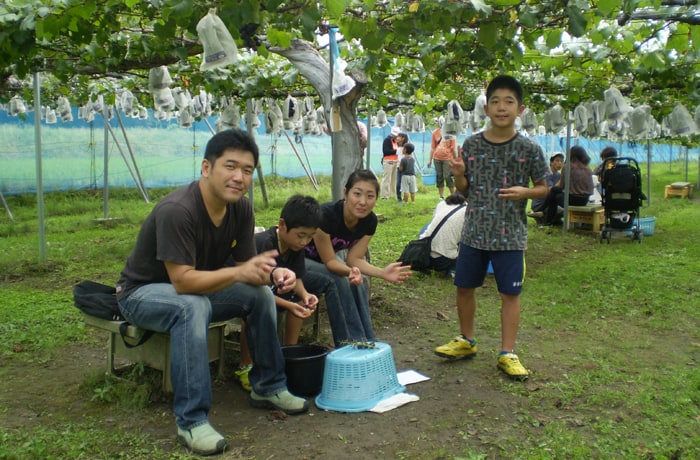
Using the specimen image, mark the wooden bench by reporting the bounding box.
[664,182,693,199]
[83,314,227,392]
[567,205,604,232]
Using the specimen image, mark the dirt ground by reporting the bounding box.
[2,279,586,459]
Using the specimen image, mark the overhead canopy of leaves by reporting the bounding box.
[1,0,698,118]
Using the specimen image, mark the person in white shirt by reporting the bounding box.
[419,191,466,277]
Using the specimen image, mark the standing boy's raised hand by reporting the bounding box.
[449,155,466,176]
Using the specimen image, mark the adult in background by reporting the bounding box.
[357,120,368,163]
[380,126,401,199]
[116,129,309,457]
[528,152,564,222]
[419,191,467,277]
[541,145,594,226]
[322,119,369,168]
[304,169,412,345]
[427,118,458,200]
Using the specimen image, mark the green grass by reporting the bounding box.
[1,163,699,459]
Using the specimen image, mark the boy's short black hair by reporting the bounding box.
[600,146,617,160]
[204,128,259,167]
[403,143,415,154]
[486,75,524,105]
[280,195,322,230]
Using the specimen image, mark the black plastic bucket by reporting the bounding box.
[281,344,329,397]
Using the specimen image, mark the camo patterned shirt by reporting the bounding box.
[459,133,547,251]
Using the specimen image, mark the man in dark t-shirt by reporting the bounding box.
[116,130,309,456]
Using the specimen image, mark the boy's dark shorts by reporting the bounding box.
[454,244,524,295]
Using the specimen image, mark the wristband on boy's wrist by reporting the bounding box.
[269,267,279,284]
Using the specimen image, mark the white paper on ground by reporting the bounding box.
[397,370,430,386]
[369,393,420,413]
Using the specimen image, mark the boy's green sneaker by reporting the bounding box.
[497,353,529,380]
[434,336,477,359]
[234,365,252,392]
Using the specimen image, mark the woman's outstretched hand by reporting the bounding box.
[383,262,413,284]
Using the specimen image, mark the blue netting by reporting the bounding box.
[1,109,696,195]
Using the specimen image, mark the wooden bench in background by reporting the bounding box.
[664,181,693,199]
[83,314,227,392]
[567,205,604,232]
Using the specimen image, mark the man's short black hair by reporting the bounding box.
[486,75,524,105]
[403,143,415,154]
[280,195,322,230]
[204,129,259,167]
[550,152,564,164]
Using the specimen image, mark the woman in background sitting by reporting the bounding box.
[541,146,594,226]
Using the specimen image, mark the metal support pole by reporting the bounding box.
[562,112,572,235]
[114,107,149,202]
[646,140,652,207]
[0,191,13,221]
[103,108,110,219]
[33,73,46,261]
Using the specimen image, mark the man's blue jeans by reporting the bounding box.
[304,259,376,346]
[118,282,286,430]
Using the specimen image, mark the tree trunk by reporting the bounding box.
[245,99,268,206]
[269,39,367,200]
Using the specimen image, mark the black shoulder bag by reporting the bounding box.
[397,204,465,271]
[73,280,153,348]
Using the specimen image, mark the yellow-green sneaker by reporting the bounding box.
[497,353,529,380]
[434,336,477,360]
[234,365,252,392]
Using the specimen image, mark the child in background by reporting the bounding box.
[593,146,618,185]
[235,195,323,391]
[399,142,418,203]
[395,132,409,202]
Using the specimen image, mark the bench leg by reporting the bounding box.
[107,332,116,376]
[163,340,172,393]
[215,326,225,381]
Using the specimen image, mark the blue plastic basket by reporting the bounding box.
[315,342,405,412]
[626,216,656,236]
[421,167,436,186]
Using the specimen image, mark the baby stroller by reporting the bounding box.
[599,157,646,243]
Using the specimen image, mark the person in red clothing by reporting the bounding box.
[380,126,400,199]
[427,118,458,199]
